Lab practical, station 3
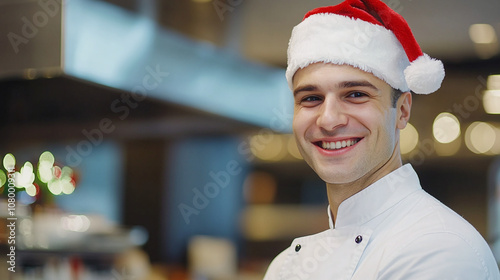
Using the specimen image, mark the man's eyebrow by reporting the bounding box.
[293,80,379,96]
[338,80,379,90]
[293,85,318,96]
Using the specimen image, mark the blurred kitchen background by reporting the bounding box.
[0,0,499,279]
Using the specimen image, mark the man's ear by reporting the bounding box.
[396,92,412,130]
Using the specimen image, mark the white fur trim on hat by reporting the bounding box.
[286,13,411,92]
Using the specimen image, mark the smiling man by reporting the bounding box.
[292,63,410,221]
[263,0,500,279]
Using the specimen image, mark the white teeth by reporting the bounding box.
[322,139,359,150]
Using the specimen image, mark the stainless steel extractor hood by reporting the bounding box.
[0,0,293,131]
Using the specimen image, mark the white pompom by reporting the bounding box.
[404,54,445,94]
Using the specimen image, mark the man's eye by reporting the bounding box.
[302,96,321,102]
[348,92,368,98]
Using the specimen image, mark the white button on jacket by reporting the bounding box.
[264,164,500,280]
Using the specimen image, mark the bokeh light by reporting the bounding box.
[61,178,76,195]
[287,136,303,160]
[487,75,500,90]
[25,184,38,197]
[465,122,497,154]
[38,151,55,183]
[433,113,461,144]
[469,24,499,59]
[483,90,500,114]
[250,133,287,161]
[3,153,16,171]
[469,24,497,44]
[61,215,91,232]
[48,179,63,195]
[0,170,6,188]
[400,123,419,154]
[16,161,35,190]
[39,151,55,166]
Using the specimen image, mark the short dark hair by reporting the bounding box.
[391,88,404,107]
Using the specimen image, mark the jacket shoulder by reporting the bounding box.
[263,247,289,280]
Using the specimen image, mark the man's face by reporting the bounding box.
[292,63,408,184]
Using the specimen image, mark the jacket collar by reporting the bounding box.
[328,164,421,229]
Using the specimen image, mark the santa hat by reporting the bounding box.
[286,0,445,94]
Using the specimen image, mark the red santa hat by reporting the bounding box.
[286,0,445,94]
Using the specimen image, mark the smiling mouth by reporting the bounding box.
[315,138,362,151]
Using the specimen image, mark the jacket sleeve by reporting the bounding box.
[376,232,500,280]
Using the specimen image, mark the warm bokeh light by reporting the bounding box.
[61,166,73,178]
[48,179,63,195]
[16,161,35,189]
[433,112,461,143]
[483,90,500,114]
[469,24,497,44]
[400,123,419,154]
[39,151,55,166]
[465,122,497,154]
[38,151,56,183]
[45,165,76,195]
[0,170,6,188]
[1,152,76,200]
[249,133,305,161]
[488,75,500,90]
[287,135,303,160]
[61,178,76,195]
[38,166,54,183]
[3,153,16,171]
[25,184,38,197]
[23,68,37,80]
[469,24,499,59]
[490,126,500,155]
[250,133,286,161]
[61,215,91,232]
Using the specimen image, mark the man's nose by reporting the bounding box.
[316,98,348,131]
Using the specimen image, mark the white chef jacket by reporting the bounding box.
[264,164,500,280]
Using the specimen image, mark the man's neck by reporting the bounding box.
[326,151,403,225]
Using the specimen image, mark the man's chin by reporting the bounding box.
[317,172,360,185]
[305,160,353,184]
